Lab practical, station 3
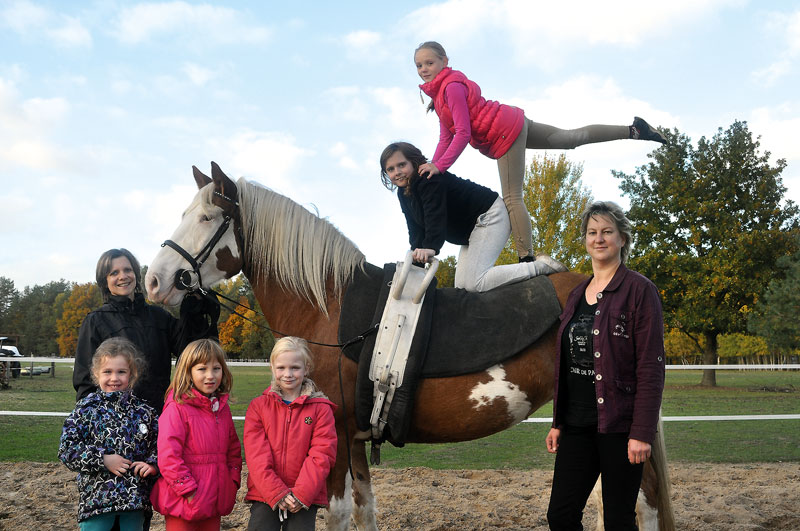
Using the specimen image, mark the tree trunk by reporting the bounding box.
[700,331,718,387]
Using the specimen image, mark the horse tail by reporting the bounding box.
[651,411,676,531]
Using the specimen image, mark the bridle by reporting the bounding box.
[160,190,239,295]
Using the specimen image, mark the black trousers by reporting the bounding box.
[247,501,318,531]
[547,426,644,531]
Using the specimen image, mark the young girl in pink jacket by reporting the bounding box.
[150,339,242,531]
[244,336,337,530]
[414,41,667,264]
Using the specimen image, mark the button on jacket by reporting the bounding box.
[553,265,665,444]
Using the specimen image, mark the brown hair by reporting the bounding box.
[379,142,429,196]
[90,337,145,389]
[95,248,142,302]
[167,339,232,403]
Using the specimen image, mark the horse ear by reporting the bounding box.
[193,166,212,189]
[210,161,239,205]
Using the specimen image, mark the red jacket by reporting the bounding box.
[150,390,242,521]
[420,67,524,161]
[244,380,337,509]
[553,265,665,444]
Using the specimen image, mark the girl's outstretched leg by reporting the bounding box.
[497,126,534,260]
[524,116,666,149]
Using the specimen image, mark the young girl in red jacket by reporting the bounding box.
[150,339,242,531]
[414,41,667,263]
[244,336,337,530]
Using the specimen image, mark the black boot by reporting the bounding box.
[630,116,667,144]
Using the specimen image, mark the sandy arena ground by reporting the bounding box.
[1,462,798,530]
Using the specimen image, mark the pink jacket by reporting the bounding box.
[244,380,337,509]
[150,390,242,521]
[420,67,524,167]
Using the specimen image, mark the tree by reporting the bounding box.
[0,276,19,333]
[748,241,800,356]
[434,256,457,288]
[616,121,800,385]
[218,296,274,359]
[6,280,72,355]
[498,153,593,271]
[56,283,102,357]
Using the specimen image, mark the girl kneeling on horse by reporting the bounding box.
[380,141,566,292]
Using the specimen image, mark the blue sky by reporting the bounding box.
[3,0,800,290]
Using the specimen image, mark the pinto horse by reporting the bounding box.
[145,162,674,531]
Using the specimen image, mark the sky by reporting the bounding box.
[2,0,800,291]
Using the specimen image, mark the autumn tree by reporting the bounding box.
[616,121,800,386]
[748,241,800,357]
[56,283,102,357]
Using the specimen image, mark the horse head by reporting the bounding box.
[145,162,243,306]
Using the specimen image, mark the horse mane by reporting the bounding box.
[214,178,365,315]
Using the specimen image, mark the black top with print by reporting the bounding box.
[560,295,598,427]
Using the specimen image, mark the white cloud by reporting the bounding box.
[752,10,800,86]
[0,1,91,48]
[183,63,216,86]
[404,0,741,68]
[206,130,313,192]
[113,2,270,46]
[343,30,387,62]
[46,15,92,47]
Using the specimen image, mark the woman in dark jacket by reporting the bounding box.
[380,141,565,292]
[73,248,219,413]
[545,201,665,530]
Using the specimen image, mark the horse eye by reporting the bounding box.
[200,214,212,222]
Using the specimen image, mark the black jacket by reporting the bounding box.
[73,292,218,412]
[397,171,497,254]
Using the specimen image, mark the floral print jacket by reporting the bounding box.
[59,390,158,522]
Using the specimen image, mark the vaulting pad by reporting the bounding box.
[339,262,563,378]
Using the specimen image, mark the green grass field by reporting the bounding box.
[1,363,798,467]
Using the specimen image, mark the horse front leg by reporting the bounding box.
[326,426,355,531]
[350,437,377,530]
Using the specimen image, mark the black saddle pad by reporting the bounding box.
[339,262,562,377]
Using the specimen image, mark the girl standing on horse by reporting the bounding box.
[243,336,337,531]
[59,337,159,531]
[381,141,566,292]
[545,201,665,530]
[150,339,241,531]
[414,41,667,263]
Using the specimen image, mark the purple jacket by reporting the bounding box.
[553,265,665,444]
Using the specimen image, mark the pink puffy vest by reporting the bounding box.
[420,67,524,160]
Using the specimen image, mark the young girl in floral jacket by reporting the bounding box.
[244,336,337,530]
[60,337,158,530]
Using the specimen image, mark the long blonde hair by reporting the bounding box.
[167,339,233,403]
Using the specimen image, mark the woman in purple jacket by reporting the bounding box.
[414,41,667,264]
[545,201,665,530]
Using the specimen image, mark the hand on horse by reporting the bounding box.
[412,248,436,264]
[103,454,133,477]
[545,428,560,454]
[418,162,440,179]
[628,438,651,464]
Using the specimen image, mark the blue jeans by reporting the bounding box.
[454,197,537,292]
[547,425,644,530]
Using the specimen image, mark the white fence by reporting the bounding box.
[1,359,798,422]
